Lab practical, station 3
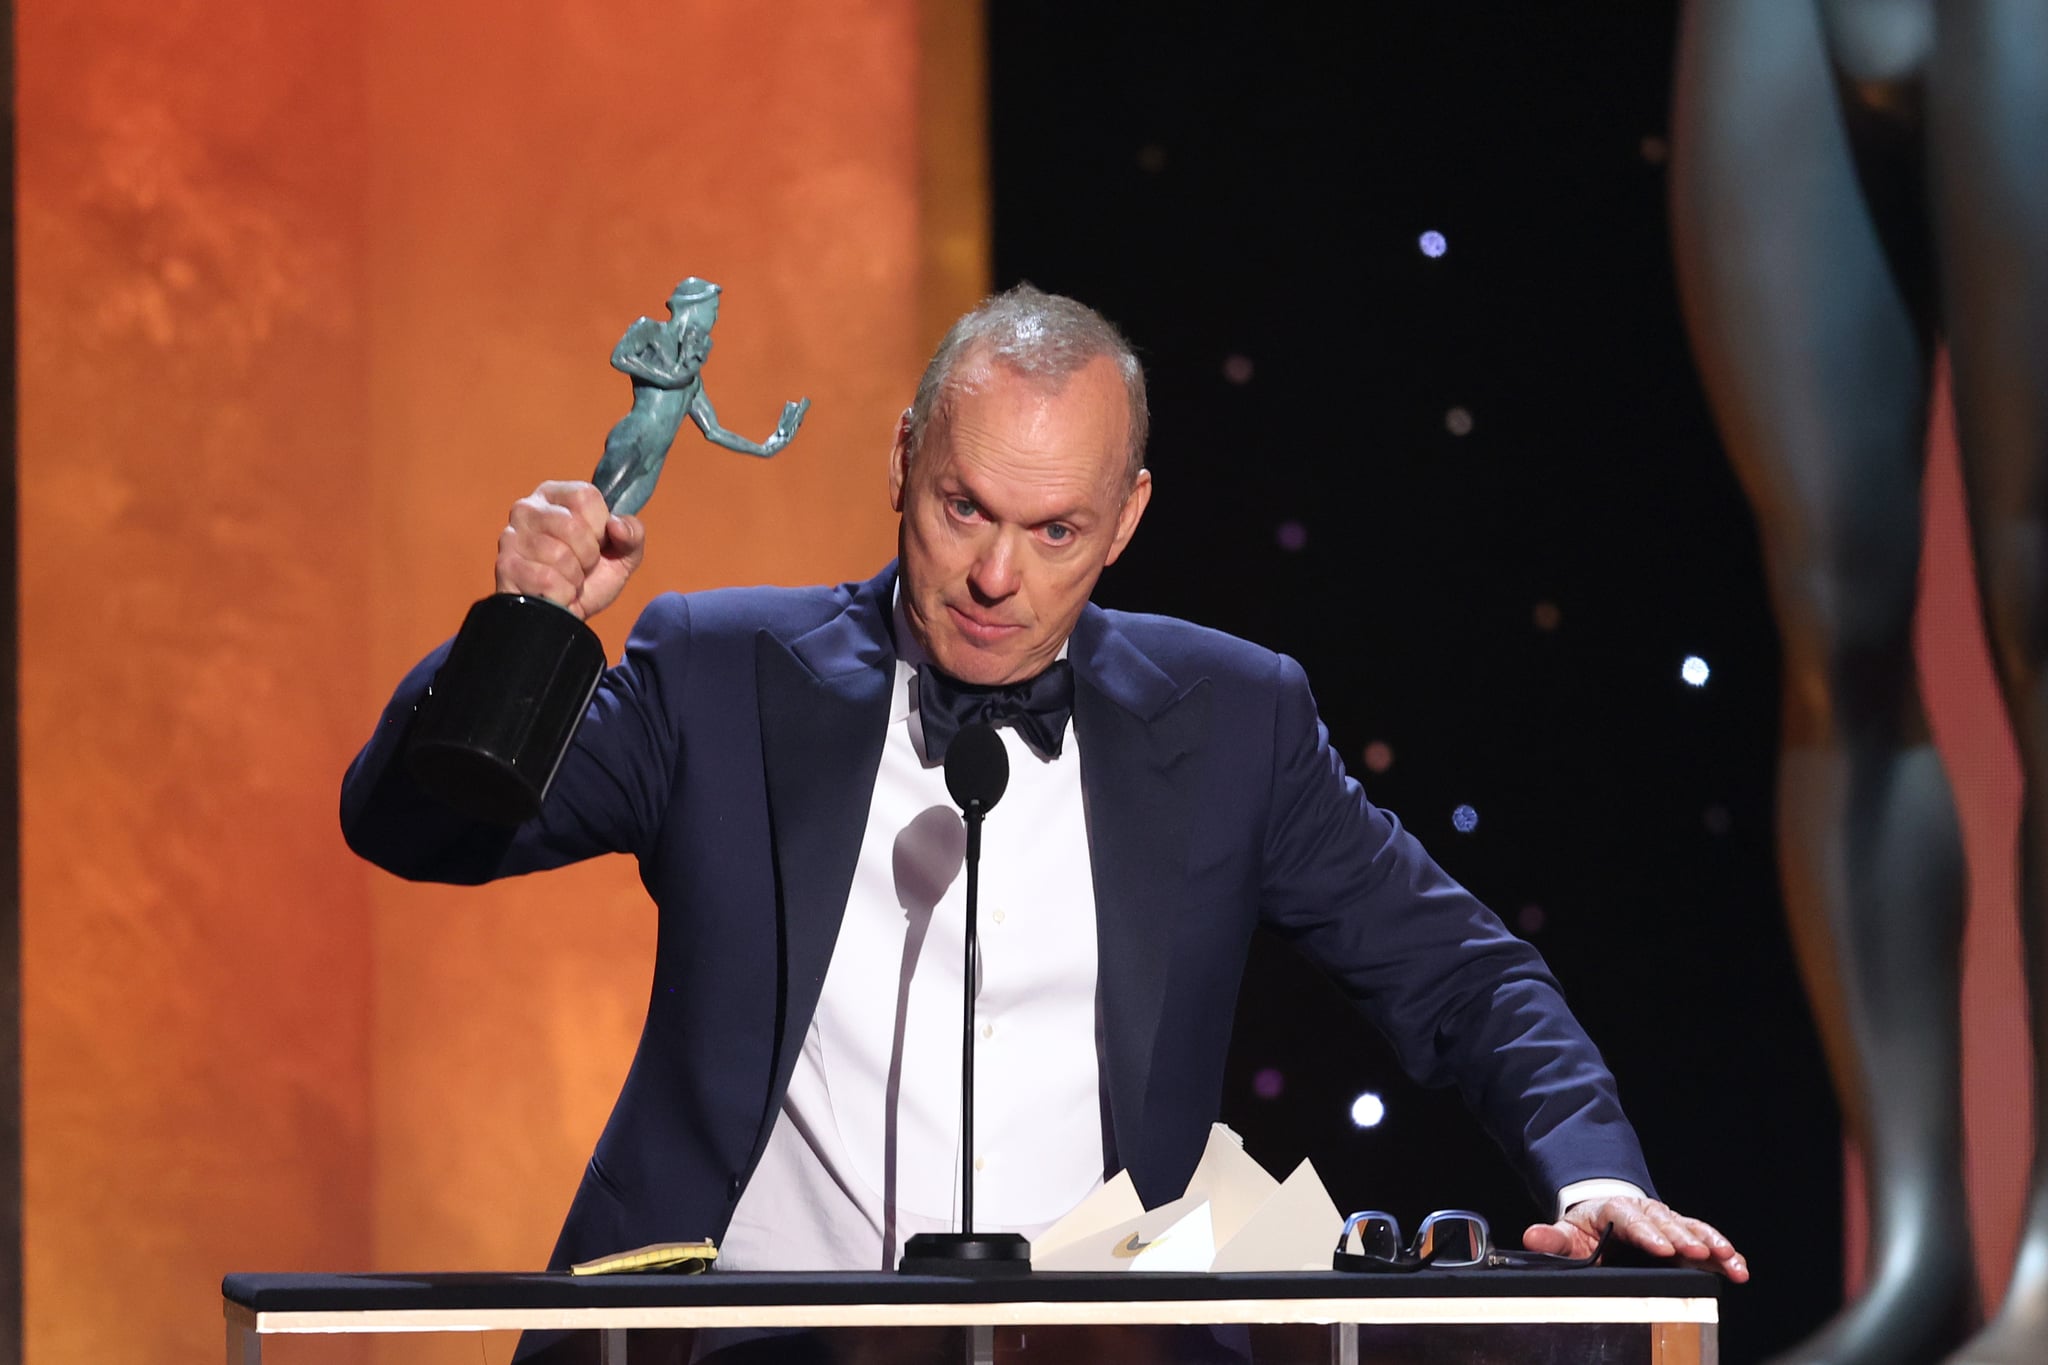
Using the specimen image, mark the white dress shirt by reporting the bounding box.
[720,604,1107,1271]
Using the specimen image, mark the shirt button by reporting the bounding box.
[992,909,1007,925]
[981,1023,994,1039]
[974,1156,986,1172]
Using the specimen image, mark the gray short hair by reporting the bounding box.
[907,283,1149,484]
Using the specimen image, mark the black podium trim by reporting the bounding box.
[223,1267,1720,1314]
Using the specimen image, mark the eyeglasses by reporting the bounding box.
[1332,1209,1614,1273]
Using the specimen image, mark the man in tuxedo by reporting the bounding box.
[343,285,1744,1356]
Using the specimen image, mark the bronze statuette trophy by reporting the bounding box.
[404,277,809,823]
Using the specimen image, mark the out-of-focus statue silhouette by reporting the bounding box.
[1672,1,2047,1361]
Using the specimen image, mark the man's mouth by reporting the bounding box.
[947,604,1021,643]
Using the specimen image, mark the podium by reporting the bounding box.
[222,1267,1720,1363]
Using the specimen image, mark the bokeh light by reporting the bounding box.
[1276,520,1308,552]
[1253,1067,1285,1100]
[1419,230,1447,258]
[1445,406,1474,436]
[1452,804,1479,833]
[1363,740,1394,773]
[1350,1092,1387,1128]
[1682,655,1711,687]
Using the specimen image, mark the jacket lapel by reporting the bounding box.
[755,566,897,1124]
[1070,606,1211,1197]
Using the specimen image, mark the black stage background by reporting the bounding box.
[989,7,1831,1361]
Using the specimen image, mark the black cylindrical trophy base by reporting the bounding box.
[897,1232,1032,1277]
[403,593,608,826]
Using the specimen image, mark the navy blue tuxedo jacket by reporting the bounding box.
[342,563,1653,1273]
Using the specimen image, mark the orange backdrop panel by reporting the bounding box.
[16,1,984,1360]
[16,2,376,1362]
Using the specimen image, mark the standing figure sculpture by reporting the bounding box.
[1672,2,2047,1362]
[402,275,810,825]
[592,276,809,515]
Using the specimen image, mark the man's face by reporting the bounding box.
[891,352,1151,685]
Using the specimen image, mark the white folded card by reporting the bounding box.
[1034,1192,1213,1271]
[1033,1124,1343,1273]
[1030,1169,1144,1263]
[1209,1158,1343,1273]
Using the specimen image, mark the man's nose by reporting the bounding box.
[968,532,1021,603]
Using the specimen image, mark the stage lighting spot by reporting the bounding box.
[1452,804,1479,833]
[1640,135,1669,165]
[1682,655,1711,687]
[1253,1067,1285,1100]
[1276,520,1308,552]
[1704,805,1731,835]
[1137,143,1167,173]
[1363,740,1394,774]
[1533,601,1561,632]
[1518,904,1546,935]
[1223,354,1254,385]
[1445,407,1474,436]
[1350,1092,1387,1128]
[1419,230,1448,258]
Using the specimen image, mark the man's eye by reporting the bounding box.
[949,498,980,520]
[1044,523,1074,543]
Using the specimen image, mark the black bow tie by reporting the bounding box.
[917,659,1075,762]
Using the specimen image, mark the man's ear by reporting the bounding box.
[1104,468,1153,567]
[888,408,913,513]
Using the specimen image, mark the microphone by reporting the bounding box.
[944,720,1010,810]
[944,720,1009,871]
[898,723,1032,1277]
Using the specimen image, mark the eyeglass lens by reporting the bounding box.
[1346,1213,1402,1260]
[1414,1211,1488,1267]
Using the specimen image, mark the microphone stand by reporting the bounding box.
[961,799,983,1234]
[899,729,1031,1276]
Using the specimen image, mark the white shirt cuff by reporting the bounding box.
[1554,1178,1645,1221]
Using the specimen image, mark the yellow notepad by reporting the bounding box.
[569,1240,719,1275]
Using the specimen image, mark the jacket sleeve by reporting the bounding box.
[1253,651,1656,1202]
[339,594,693,885]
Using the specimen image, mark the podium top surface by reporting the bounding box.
[223,1267,1720,1314]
